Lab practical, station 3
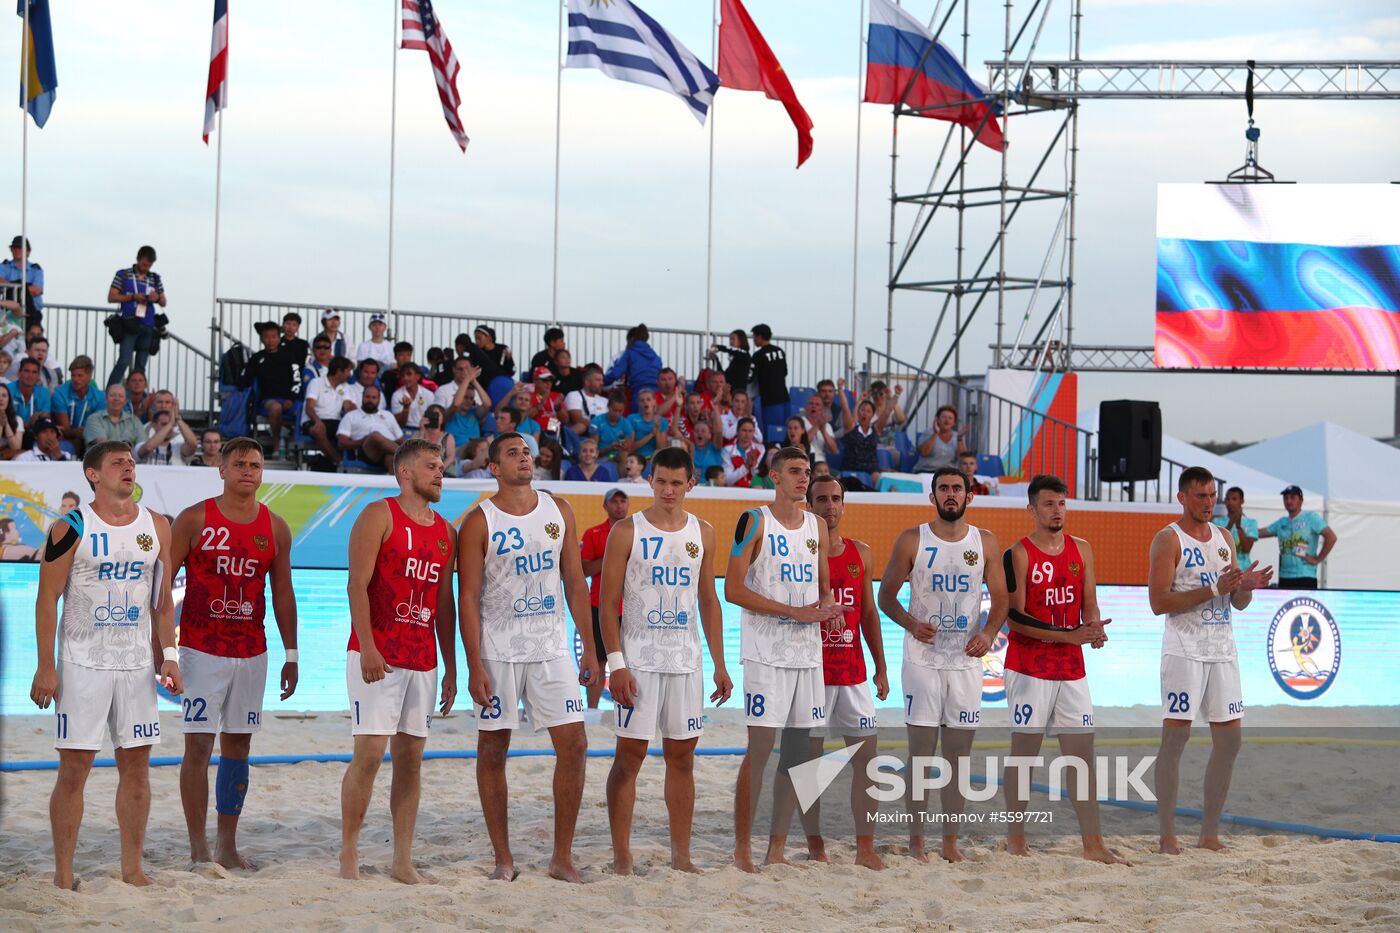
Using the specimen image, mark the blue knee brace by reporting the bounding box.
[215,757,250,816]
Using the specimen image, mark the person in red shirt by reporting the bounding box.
[580,486,630,708]
[170,436,297,870]
[1001,474,1128,865]
[339,438,458,884]
[800,474,888,871]
[523,366,565,429]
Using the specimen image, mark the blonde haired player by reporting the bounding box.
[599,446,732,874]
[1149,466,1271,854]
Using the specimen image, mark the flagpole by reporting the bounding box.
[703,0,718,348]
[550,0,564,326]
[20,0,30,319]
[848,0,864,383]
[209,107,224,421]
[387,0,399,336]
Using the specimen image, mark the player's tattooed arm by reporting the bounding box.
[877,527,930,641]
[854,539,889,700]
[269,513,299,700]
[457,507,492,707]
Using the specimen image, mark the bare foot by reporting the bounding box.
[190,843,213,864]
[1007,837,1032,857]
[1197,836,1228,852]
[612,857,634,877]
[805,837,829,863]
[854,848,886,871]
[548,857,583,883]
[489,863,519,881]
[763,849,792,868]
[52,872,78,891]
[390,863,433,885]
[339,851,361,880]
[215,846,257,871]
[1159,836,1182,855]
[909,837,930,863]
[940,839,968,863]
[733,853,758,874]
[122,868,153,887]
[1083,843,1132,866]
[670,858,703,874]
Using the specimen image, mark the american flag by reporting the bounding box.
[401,0,468,152]
[202,0,229,143]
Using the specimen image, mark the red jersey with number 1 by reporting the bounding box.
[822,538,868,686]
[1004,535,1086,681]
[180,499,277,659]
[348,497,451,672]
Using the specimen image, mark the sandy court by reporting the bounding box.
[2,708,1399,931]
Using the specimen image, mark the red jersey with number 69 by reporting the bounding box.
[180,499,277,659]
[348,497,450,672]
[1004,535,1086,681]
[822,538,868,686]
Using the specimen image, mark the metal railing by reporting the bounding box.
[32,303,218,420]
[215,299,852,391]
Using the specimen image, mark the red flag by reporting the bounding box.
[718,0,814,168]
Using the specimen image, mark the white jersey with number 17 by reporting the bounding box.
[621,512,704,674]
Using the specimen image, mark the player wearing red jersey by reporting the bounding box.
[170,436,296,870]
[1001,474,1127,865]
[339,439,458,884]
[800,474,889,870]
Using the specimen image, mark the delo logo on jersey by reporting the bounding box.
[93,590,142,625]
[209,583,256,618]
[395,588,434,625]
[928,606,970,633]
[1268,597,1341,700]
[513,581,557,616]
[823,625,856,647]
[646,608,689,627]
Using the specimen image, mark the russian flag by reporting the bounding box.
[864,0,1003,151]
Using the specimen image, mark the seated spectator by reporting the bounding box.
[565,365,609,436]
[1,235,43,331]
[490,408,540,456]
[725,390,753,445]
[564,436,609,482]
[459,437,491,479]
[381,341,418,397]
[106,244,166,387]
[812,460,832,478]
[700,369,728,409]
[337,385,403,468]
[26,335,61,389]
[302,335,334,389]
[512,367,565,433]
[417,404,457,466]
[303,355,357,466]
[350,358,381,404]
[52,355,105,449]
[671,390,720,446]
[425,346,448,385]
[690,420,723,475]
[137,391,198,465]
[124,370,152,422]
[190,428,223,467]
[83,384,143,448]
[0,383,21,459]
[9,357,51,428]
[390,362,432,430]
[280,312,310,369]
[703,464,725,487]
[242,321,301,456]
[433,356,490,448]
[535,439,563,481]
[802,393,841,464]
[655,367,684,422]
[869,380,907,445]
[354,313,395,370]
[0,350,11,382]
[784,416,812,463]
[840,399,882,482]
[0,301,19,379]
[591,392,631,461]
[815,379,844,435]
[958,449,996,496]
[468,325,516,401]
[317,308,347,359]
[620,451,647,483]
[626,388,668,460]
[604,324,662,409]
[531,326,565,373]
[551,348,583,397]
[750,448,777,490]
[721,417,765,488]
[16,416,69,461]
[915,404,965,473]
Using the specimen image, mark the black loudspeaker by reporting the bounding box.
[1098,400,1161,482]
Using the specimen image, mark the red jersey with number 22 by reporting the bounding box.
[180,500,276,659]
[822,539,868,686]
[348,497,450,672]
[1004,535,1086,681]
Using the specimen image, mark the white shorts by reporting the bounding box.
[477,655,584,732]
[179,647,268,735]
[1004,670,1094,734]
[742,662,825,729]
[1160,655,1244,723]
[346,652,436,738]
[903,661,983,729]
[614,669,705,742]
[812,684,878,737]
[54,661,161,751]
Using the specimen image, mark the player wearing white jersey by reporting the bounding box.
[459,431,601,883]
[879,466,1007,863]
[30,441,181,890]
[599,447,732,875]
[1148,466,1272,855]
[728,446,843,872]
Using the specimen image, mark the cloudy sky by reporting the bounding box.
[2,0,1397,444]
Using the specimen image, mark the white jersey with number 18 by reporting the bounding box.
[739,507,821,669]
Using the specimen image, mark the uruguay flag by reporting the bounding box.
[566,0,719,125]
[17,0,57,128]
[864,0,1003,151]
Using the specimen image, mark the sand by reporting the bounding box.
[2,707,1399,932]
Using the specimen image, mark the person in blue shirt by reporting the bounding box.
[689,419,724,475]
[50,355,106,450]
[590,392,631,462]
[625,388,668,460]
[1259,485,1337,589]
[604,324,662,411]
[1211,486,1259,571]
[106,245,167,387]
[0,236,43,329]
[8,357,52,428]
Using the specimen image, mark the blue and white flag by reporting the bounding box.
[565,0,719,124]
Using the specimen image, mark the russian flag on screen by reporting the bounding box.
[1155,184,1400,371]
[864,0,1003,151]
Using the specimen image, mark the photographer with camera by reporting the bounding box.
[105,245,166,387]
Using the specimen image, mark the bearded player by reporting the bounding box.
[170,436,297,869]
[339,438,457,884]
[1149,466,1272,854]
[1000,474,1127,865]
[459,431,602,883]
[599,447,732,875]
[879,466,1007,863]
[801,473,889,870]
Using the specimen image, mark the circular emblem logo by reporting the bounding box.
[544,522,561,541]
[136,533,154,552]
[1267,597,1341,700]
